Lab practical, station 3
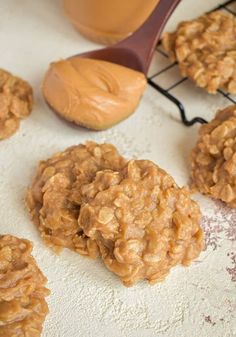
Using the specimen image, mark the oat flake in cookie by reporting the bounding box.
[26,142,127,257]
[162,11,236,94]
[0,69,33,140]
[0,235,50,337]
[191,105,236,208]
[79,160,204,286]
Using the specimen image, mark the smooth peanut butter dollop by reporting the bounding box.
[43,57,147,130]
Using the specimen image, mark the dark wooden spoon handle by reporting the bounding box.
[116,0,181,74]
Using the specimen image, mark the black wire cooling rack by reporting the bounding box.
[148,0,236,126]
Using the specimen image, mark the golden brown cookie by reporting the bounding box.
[162,11,236,94]
[26,142,127,257]
[0,235,50,337]
[191,105,236,207]
[0,69,33,140]
[79,160,204,286]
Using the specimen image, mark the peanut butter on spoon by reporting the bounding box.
[43,0,180,130]
[43,57,147,130]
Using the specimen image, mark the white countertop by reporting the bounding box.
[0,1,235,336]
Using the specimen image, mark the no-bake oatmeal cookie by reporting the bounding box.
[162,11,236,94]
[79,160,204,286]
[0,235,50,337]
[27,142,204,286]
[191,105,236,208]
[26,142,127,257]
[0,69,33,140]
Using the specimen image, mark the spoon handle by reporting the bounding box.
[116,0,181,75]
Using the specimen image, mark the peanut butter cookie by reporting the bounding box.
[0,69,33,140]
[191,105,236,207]
[162,11,236,94]
[79,160,204,286]
[0,235,50,337]
[26,142,127,257]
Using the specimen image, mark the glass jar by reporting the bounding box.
[64,0,159,45]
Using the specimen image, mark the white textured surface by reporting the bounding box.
[0,1,236,336]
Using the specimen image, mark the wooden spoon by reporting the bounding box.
[69,0,181,75]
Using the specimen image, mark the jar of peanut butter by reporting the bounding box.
[64,0,159,45]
